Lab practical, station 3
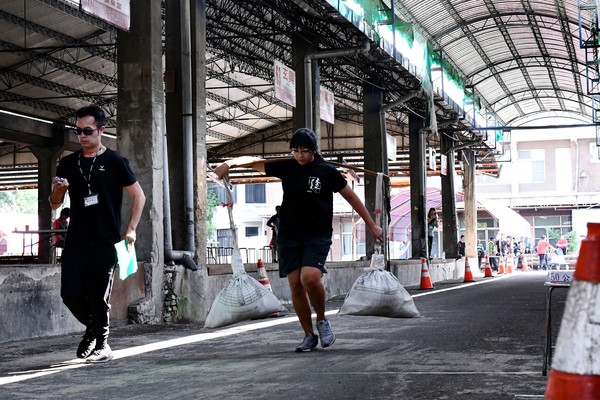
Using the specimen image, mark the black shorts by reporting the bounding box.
[277,236,331,278]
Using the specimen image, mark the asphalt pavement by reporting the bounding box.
[0,270,566,400]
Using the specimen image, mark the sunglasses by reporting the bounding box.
[70,127,100,136]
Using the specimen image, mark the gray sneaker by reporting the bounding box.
[295,333,318,352]
[86,343,113,363]
[316,319,336,348]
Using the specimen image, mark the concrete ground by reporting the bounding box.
[0,271,566,400]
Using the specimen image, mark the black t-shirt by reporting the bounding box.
[264,156,347,240]
[56,148,137,247]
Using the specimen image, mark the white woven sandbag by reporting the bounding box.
[204,274,282,328]
[338,268,420,317]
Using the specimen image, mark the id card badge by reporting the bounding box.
[84,193,99,207]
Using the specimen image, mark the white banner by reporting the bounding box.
[320,87,335,124]
[274,60,296,108]
[441,153,447,175]
[82,0,130,31]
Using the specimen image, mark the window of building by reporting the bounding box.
[217,228,233,248]
[517,149,545,183]
[245,226,259,237]
[245,183,266,203]
[342,221,353,257]
[209,183,236,204]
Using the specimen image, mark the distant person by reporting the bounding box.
[457,235,466,259]
[536,235,553,271]
[487,236,498,271]
[398,240,408,259]
[266,205,281,262]
[427,208,438,259]
[52,207,70,248]
[556,235,568,255]
[476,239,485,268]
[49,106,146,363]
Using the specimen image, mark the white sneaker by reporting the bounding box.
[86,343,113,363]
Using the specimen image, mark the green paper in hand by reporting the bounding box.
[115,239,137,280]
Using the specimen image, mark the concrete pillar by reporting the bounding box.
[440,132,458,259]
[462,149,478,258]
[30,125,66,263]
[409,114,427,259]
[363,80,388,256]
[117,0,165,322]
[292,32,319,135]
[191,0,208,266]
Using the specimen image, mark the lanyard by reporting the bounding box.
[77,146,103,195]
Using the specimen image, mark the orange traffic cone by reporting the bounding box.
[498,256,505,274]
[506,254,513,274]
[484,255,493,277]
[545,222,600,399]
[419,257,434,289]
[463,256,475,282]
[521,254,529,271]
[256,259,272,292]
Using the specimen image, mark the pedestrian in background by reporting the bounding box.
[214,128,383,352]
[476,239,485,269]
[427,207,438,259]
[487,236,498,271]
[556,235,568,255]
[457,234,466,259]
[49,106,146,363]
[266,205,281,262]
[52,207,70,248]
[536,235,553,271]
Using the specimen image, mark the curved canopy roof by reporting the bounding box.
[393,0,595,125]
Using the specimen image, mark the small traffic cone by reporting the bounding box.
[521,254,529,271]
[419,258,434,289]
[463,256,476,282]
[256,259,272,292]
[544,222,600,399]
[484,255,493,277]
[498,257,505,274]
[506,254,514,274]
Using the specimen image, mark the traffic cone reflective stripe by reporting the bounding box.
[463,256,475,282]
[521,254,529,271]
[419,258,434,290]
[506,255,513,274]
[484,256,493,278]
[498,257,505,274]
[256,259,273,292]
[545,223,600,400]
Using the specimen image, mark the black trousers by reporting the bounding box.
[61,244,116,341]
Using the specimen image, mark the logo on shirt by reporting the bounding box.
[99,165,106,172]
[307,177,321,193]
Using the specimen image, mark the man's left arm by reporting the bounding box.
[123,181,146,245]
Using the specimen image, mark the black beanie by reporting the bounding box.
[290,128,318,152]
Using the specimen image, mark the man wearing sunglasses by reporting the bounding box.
[49,106,146,363]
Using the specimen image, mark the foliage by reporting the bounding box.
[205,188,221,238]
[0,190,38,214]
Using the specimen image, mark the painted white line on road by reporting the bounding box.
[412,273,514,298]
[0,272,522,385]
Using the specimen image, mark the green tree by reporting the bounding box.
[0,189,38,214]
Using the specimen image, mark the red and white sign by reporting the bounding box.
[274,60,296,108]
[82,0,131,31]
[320,87,335,124]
